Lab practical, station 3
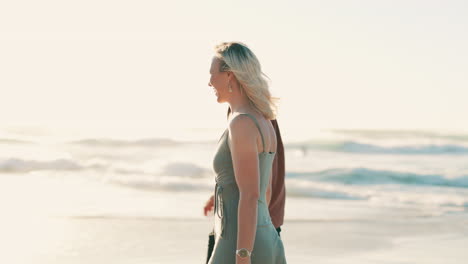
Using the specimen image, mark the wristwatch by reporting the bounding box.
[236,248,252,258]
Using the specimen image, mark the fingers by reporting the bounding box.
[203,203,214,216]
[203,194,216,216]
[204,206,211,216]
[204,205,209,216]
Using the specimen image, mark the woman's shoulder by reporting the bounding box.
[227,111,277,150]
[228,111,264,123]
[227,113,258,134]
[228,111,269,132]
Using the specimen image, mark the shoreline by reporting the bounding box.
[1,212,466,264]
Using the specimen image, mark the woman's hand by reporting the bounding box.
[203,194,215,216]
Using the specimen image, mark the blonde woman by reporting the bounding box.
[206,42,287,264]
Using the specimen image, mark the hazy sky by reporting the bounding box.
[1,0,467,139]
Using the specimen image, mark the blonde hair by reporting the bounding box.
[214,42,279,120]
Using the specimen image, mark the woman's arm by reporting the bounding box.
[228,115,261,264]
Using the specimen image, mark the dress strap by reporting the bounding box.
[238,113,265,152]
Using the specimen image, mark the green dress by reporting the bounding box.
[208,113,287,264]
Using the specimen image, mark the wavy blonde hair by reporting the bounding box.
[214,42,279,120]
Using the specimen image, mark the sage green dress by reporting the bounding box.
[208,113,287,264]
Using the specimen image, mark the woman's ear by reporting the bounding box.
[227,71,234,82]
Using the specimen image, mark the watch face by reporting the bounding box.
[239,250,248,258]
[237,249,249,258]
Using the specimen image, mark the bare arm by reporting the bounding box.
[228,115,260,264]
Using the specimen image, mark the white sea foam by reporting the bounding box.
[0,157,83,173]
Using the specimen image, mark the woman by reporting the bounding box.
[206,42,287,264]
[204,107,286,263]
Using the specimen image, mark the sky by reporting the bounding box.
[1,0,467,140]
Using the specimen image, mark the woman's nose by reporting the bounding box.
[208,82,212,87]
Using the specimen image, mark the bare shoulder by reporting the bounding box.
[228,114,257,138]
[228,113,257,132]
[227,114,258,150]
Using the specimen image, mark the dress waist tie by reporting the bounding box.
[214,182,226,238]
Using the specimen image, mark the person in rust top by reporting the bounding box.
[267,117,286,230]
[203,107,286,263]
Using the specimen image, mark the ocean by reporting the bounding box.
[1,127,467,219]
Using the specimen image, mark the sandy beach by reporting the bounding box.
[2,213,467,264]
[1,185,467,264]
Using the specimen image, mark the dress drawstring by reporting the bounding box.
[214,182,226,238]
